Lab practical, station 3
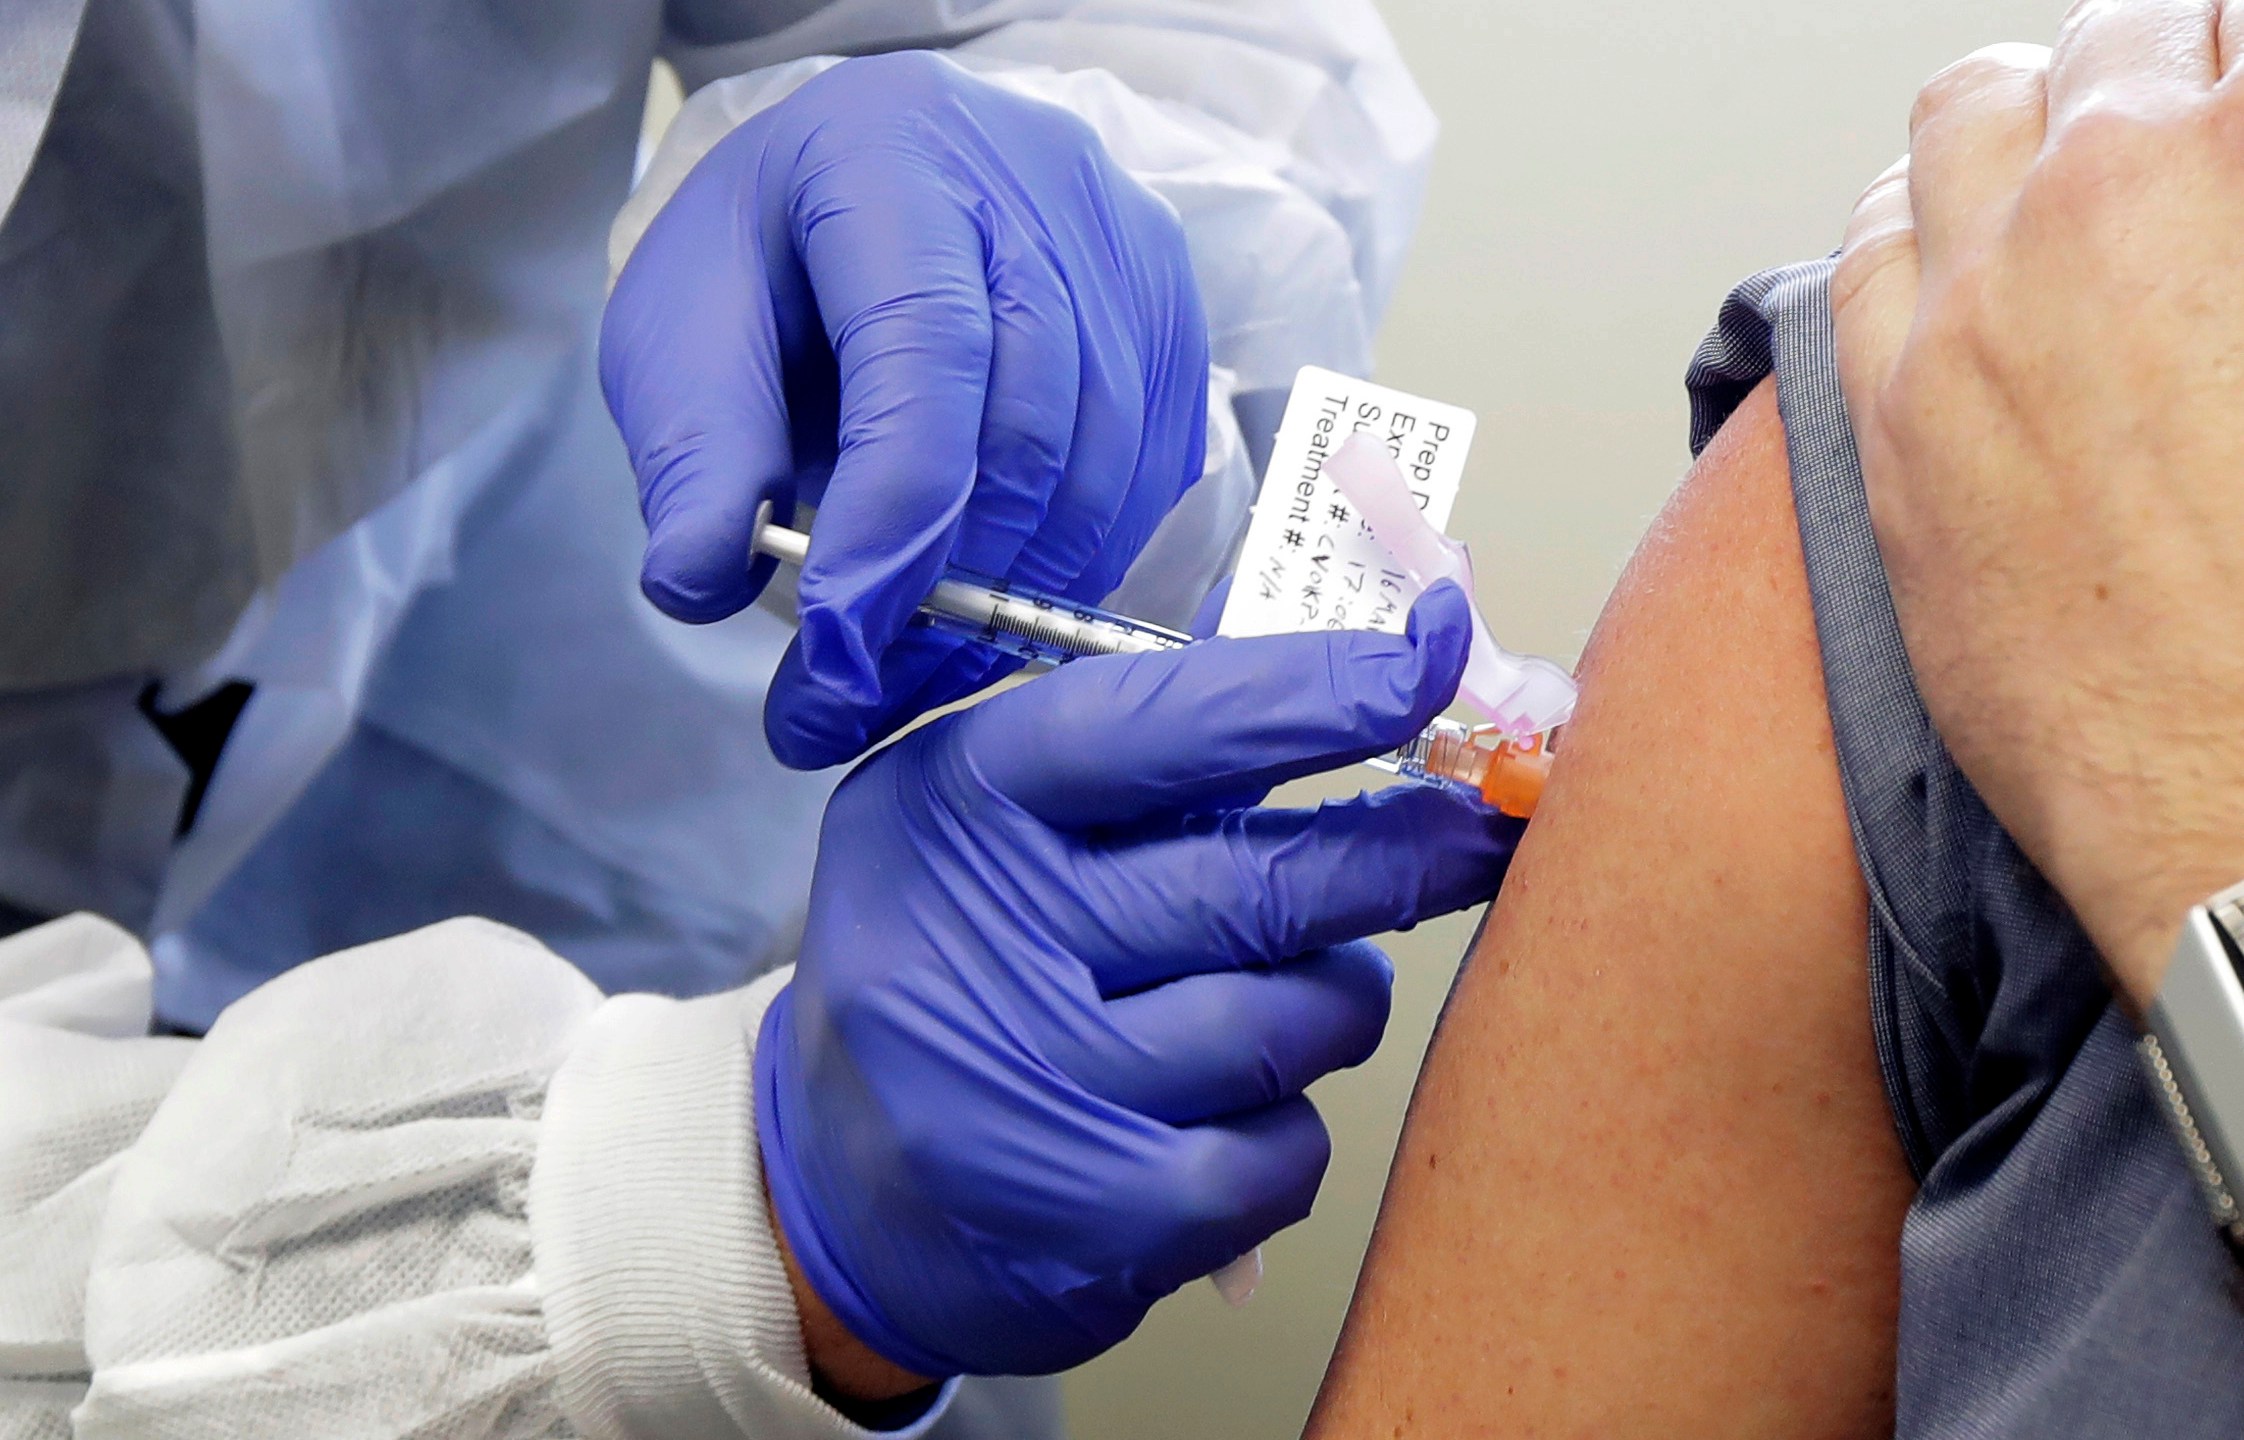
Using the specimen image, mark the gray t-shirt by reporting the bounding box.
[1688,258,2244,1436]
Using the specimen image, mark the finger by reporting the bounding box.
[773,225,1092,759]
[1084,280,1209,604]
[764,149,996,768]
[1052,178,1211,606]
[954,209,1082,582]
[771,627,1021,773]
[2224,0,2244,79]
[967,582,1476,829]
[1906,44,2050,273]
[1081,782,1521,994]
[999,207,1144,602]
[2048,0,2220,128]
[1833,157,1922,429]
[1162,580,1272,814]
[1059,942,1394,1125]
[600,133,800,623]
[1126,1098,1332,1297]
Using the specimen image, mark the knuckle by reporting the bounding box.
[2045,88,2207,184]
[1121,174,1190,250]
[836,285,991,365]
[1043,97,1109,159]
[1848,155,1913,222]
[2027,114,2140,229]
[848,48,960,99]
[2049,94,2147,166]
[1913,43,2052,136]
[2025,93,2223,288]
[2057,0,2127,46]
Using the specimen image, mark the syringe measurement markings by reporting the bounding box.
[982,607,1180,659]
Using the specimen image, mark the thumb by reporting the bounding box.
[600,129,802,623]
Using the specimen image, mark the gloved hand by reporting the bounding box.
[601,51,1209,770]
[759,584,1522,1379]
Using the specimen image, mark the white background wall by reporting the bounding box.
[1063,2,2066,1436]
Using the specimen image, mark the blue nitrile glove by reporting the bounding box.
[758,584,1523,1379]
[601,51,1209,770]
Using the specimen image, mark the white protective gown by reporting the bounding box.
[0,0,1433,1434]
[0,912,1067,1438]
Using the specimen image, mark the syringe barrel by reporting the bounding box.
[917,574,1192,664]
[751,511,1192,664]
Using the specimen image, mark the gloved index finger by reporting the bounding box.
[963,582,1475,830]
[769,146,998,768]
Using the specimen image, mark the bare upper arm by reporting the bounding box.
[1305,382,1915,1438]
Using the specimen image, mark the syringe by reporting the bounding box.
[750,508,1556,819]
[751,505,1192,663]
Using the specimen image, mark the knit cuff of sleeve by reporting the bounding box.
[530,966,957,1440]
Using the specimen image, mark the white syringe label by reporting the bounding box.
[1217,367,1478,640]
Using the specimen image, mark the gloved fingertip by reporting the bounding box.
[1340,937,1398,997]
[765,643,879,772]
[1349,783,1527,918]
[1414,777,1529,843]
[639,524,770,624]
[639,567,747,625]
[1338,581,1472,747]
[1325,941,1396,1069]
[764,697,865,772]
[1414,579,1474,673]
[1404,580,1473,658]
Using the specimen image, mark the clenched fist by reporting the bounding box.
[1833,2,2244,1006]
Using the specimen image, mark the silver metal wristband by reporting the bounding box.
[2139,880,2244,1251]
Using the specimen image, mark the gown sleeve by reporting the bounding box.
[0,915,946,1440]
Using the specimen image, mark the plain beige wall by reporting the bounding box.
[1064,2,2067,1437]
